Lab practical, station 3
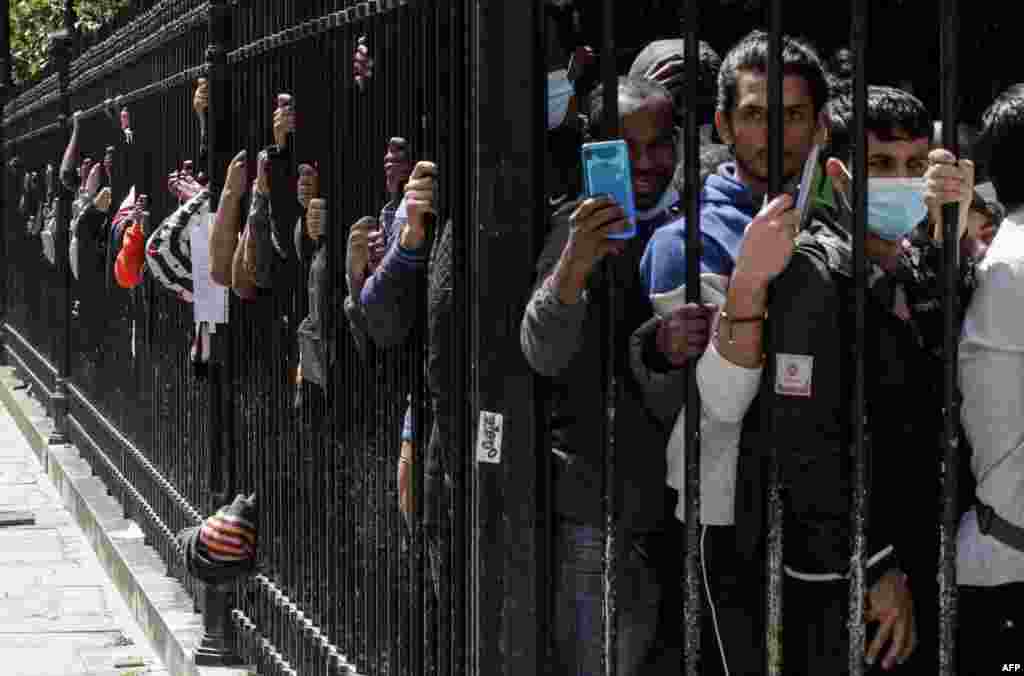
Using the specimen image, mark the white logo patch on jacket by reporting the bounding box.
[776,353,813,397]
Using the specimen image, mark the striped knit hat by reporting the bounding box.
[145,188,211,303]
[198,493,257,562]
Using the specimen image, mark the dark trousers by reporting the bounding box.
[958,583,1024,676]
[552,517,683,676]
[699,525,766,676]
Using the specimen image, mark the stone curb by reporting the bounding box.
[0,367,256,676]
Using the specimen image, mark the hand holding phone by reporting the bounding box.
[581,140,637,239]
[792,144,822,232]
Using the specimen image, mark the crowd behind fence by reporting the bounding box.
[4,1,477,675]
[1,0,1021,675]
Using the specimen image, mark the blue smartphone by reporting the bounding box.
[581,140,637,239]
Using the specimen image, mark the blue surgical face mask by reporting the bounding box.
[547,69,573,131]
[867,177,928,241]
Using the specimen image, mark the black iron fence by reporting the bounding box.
[3,1,489,675]
[0,0,1002,674]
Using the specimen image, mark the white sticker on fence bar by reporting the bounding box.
[476,411,504,464]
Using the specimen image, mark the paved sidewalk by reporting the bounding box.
[0,399,167,676]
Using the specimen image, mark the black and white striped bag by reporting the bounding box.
[145,189,210,303]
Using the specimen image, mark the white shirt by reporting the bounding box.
[957,209,1024,586]
[655,275,763,525]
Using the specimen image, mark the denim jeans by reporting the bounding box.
[553,518,682,676]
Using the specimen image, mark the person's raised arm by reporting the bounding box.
[343,215,377,358]
[357,160,436,348]
[293,164,319,265]
[209,151,248,286]
[115,209,149,289]
[520,196,627,376]
[269,94,296,257]
[194,78,208,162]
[60,111,83,190]
[715,194,797,369]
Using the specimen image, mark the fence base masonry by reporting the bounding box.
[0,365,256,676]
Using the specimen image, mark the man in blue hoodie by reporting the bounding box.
[631,30,829,675]
[639,30,829,298]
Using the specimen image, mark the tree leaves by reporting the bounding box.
[10,0,129,84]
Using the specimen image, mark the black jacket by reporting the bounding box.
[735,206,946,587]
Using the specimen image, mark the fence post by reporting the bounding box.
[193,0,241,667]
[473,0,544,673]
[47,0,75,446]
[0,0,9,368]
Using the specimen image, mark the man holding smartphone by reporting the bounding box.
[627,31,829,675]
[520,77,681,675]
[718,85,975,673]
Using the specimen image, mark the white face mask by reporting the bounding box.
[547,69,573,131]
[865,177,928,241]
[838,165,928,241]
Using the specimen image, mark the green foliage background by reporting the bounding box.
[10,0,129,84]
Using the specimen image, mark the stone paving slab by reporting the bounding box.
[0,561,100,595]
[0,397,167,675]
[0,484,55,512]
[0,585,116,635]
[0,461,40,485]
[0,632,135,676]
[0,529,65,563]
[0,371,260,676]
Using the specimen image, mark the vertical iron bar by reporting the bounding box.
[599,0,618,674]
[194,0,241,665]
[343,25,355,664]
[847,1,870,674]
[765,1,785,674]
[463,1,477,673]
[472,0,542,671]
[47,1,74,446]
[0,0,8,367]
[416,1,430,669]
[938,0,960,671]
[681,3,703,675]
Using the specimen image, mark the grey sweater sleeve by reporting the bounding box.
[343,294,371,359]
[629,316,688,429]
[520,213,591,378]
